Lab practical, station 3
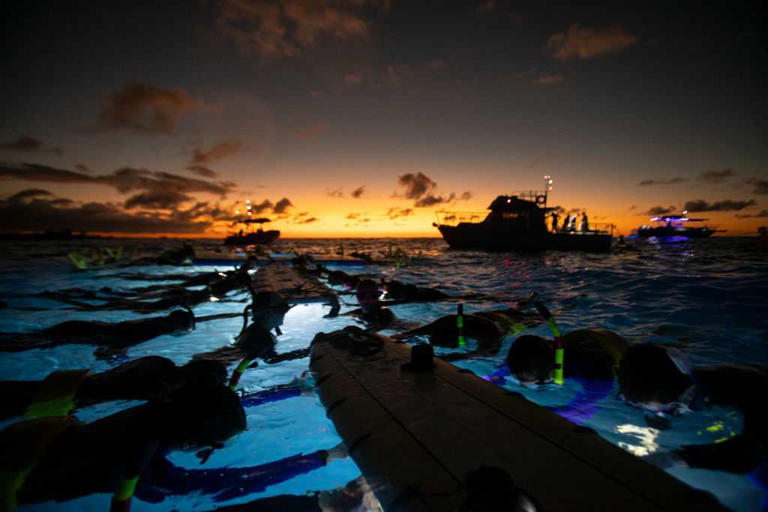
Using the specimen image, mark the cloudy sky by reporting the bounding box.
[1,0,765,236]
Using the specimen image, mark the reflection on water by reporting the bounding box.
[615,423,660,457]
[0,236,766,511]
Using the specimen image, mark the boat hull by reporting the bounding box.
[223,230,280,246]
[438,224,612,252]
[636,227,715,239]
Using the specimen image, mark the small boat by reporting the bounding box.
[223,218,280,246]
[635,214,722,242]
[433,177,613,252]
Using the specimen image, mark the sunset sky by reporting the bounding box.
[1,0,766,237]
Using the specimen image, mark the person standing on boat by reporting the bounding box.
[568,215,578,231]
[550,212,560,233]
[561,215,571,232]
[580,212,589,232]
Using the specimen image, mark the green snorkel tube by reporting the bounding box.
[534,301,564,385]
[229,357,253,391]
[457,303,466,348]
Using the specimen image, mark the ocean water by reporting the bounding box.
[1,237,766,511]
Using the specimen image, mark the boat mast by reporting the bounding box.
[544,175,553,207]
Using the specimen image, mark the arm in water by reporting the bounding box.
[548,378,614,425]
[136,444,347,503]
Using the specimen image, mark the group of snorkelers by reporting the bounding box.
[0,254,383,511]
[3,249,766,510]
[482,316,768,482]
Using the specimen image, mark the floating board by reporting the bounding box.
[310,330,727,511]
[251,263,339,312]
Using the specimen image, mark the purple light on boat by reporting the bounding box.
[648,235,690,243]
[650,216,690,222]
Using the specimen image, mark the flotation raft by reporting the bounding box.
[309,328,727,511]
[251,263,339,315]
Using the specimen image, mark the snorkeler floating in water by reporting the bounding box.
[347,279,397,332]
[617,344,768,474]
[1,379,246,510]
[1,373,351,510]
[499,328,630,424]
[39,257,259,313]
[0,356,226,421]
[393,301,543,357]
[0,309,195,357]
[194,291,311,388]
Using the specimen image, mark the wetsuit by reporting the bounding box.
[492,329,629,424]
[0,357,226,421]
[673,365,768,473]
[384,280,448,301]
[398,308,542,355]
[0,310,193,353]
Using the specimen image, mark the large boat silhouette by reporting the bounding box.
[433,178,613,251]
[224,218,280,246]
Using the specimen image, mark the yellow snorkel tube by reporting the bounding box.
[534,302,564,385]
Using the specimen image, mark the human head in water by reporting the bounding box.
[250,291,290,332]
[617,344,696,413]
[356,280,381,316]
[153,381,246,450]
[506,335,554,384]
[169,309,195,332]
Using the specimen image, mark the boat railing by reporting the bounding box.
[508,190,547,203]
[553,222,615,235]
[435,211,487,226]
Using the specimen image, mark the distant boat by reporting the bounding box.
[224,218,280,246]
[433,178,613,252]
[635,214,723,242]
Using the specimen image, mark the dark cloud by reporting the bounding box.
[533,74,564,85]
[547,24,637,60]
[346,213,360,219]
[385,207,413,219]
[735,210,768,218]
[0,135,62,155]
[185,165,217,178]
[74,163,93,173]
[351,185,365,198]
[638,177,688,186]
[273,197,293,214]
[745,178,768,194]
[293,120,331,140]
[327,188,344,198]
[6,188,53,202]
[251,199,274,214]
[398,172,437,200]
[397,172,468,208]
[0,194,211,234]
[100,83,200,133]
[415,192,455,207]
[297,216,318,224]
[0,162,232,197]
[459,191,472,200]
[124,190,193,210]
[684,199,756,212]
[216,0,387,58]
[645,205,677,215]
[698,169,735,183]
[191,140,242,165]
